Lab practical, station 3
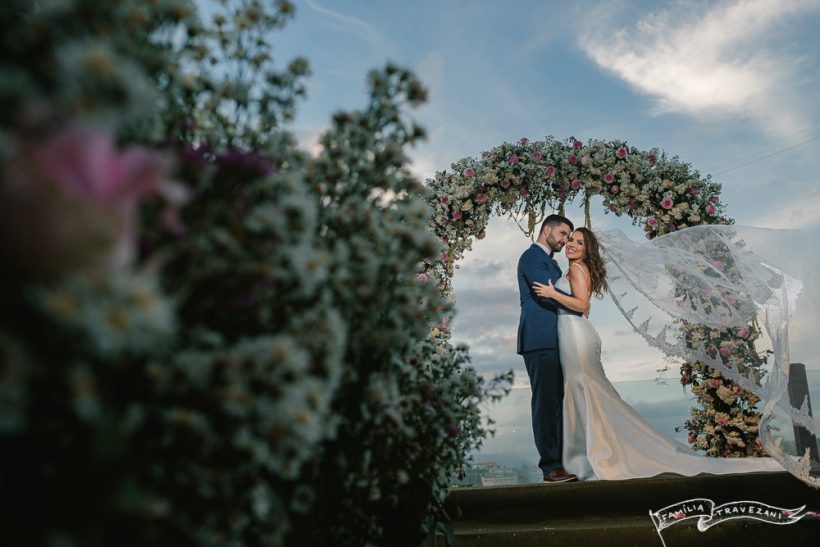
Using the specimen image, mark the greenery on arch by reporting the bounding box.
[422,136,771,458]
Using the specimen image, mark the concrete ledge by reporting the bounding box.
[434,471,820,546]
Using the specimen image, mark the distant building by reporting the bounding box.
[454,461,520,487]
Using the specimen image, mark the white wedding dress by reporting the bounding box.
[555,270,784,481]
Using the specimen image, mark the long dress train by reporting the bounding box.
[555,273,784,481]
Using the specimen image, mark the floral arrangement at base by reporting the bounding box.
[0,2,507,546]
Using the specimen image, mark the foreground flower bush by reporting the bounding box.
[0,1,507,545]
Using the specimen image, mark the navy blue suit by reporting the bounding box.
[516,243,576,477]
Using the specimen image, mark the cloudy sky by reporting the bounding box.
[272,0,820,461]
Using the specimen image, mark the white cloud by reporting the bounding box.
[293,126,328,157]
[579,0,820,137]
[305,0,390,52]
[749,186,820,230]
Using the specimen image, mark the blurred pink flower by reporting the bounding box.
[475,192,489,204]
[501,179,511,188]
[610,185,619,194]
[545,165,557,176]
[738,327,750,339]
[616,147,627,159]
[661,197,674,209]
[719,346,733,357]
[38,126,165,206]
[647,153,657,164]
[532,151,542,161]
[439,195,449,205]
[712,260,726,271]
[463,167,475,178]
[417,273,428,283]
[520,187,529,197]
[707,379,721,388]
[604,173,615,184]
[710,195,719,203]
[572,139,583,149]
[705,204,716,215]
[508,155,519,164]
[452,210,462,220]
[568,154,578,165]
[477,230,486,240]
[647,217,658,227]
[519,137,529,145]
[1,125,168,276]
[571,179,581,190]
[690,188,698,196]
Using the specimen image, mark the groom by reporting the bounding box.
[517,214,578,483]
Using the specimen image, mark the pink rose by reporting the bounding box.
[719,346,732,357]
[545,165,557,176]
[610,185,619,194]
[439,253,448,263]
[705,204,716,215]
[573,139,583,149]
[532,151,542,161]
[475,192,489,204]
[718,417,728,426]
[604,173,615,184]
[726,295,736,305]
[628,199,638,210]
[417,273,428,283]
[661,197,674,209]
[647,217,658,227]
[508,155,519,164]
[438,321,448,330]
[712,260,725,271]
[439,196,449,205]
[571,179,581,190]
[452,210,462,220]
[568,154,578,165]
[738,327,750,339]
[688,434,696,443]
[647,153,657,164]
[477,231,486,240]
[463,167,475,178]
[1,126,167,276]
[690,188,698,196]
[501,179,511,188]
[707,379,721,388]
[519,137,528,145]
[616,147,627,159]
[710,195,719,203]
[646,233,654,240]
[520,187,529,197]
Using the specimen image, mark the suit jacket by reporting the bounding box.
[516,243,578,354]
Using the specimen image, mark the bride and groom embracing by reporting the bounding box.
[516,214,783,483]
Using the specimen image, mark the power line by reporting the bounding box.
[710,134,820,177]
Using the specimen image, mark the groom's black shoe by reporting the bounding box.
[543,468,578,483]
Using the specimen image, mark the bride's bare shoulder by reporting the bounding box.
[568,261,590,279]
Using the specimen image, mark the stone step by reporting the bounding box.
[431,471,820,546]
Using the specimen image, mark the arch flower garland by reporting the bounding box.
[422,136,770,457]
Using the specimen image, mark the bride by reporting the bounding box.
[532,227,783,481]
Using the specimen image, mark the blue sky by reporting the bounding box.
[277,0,820,375]
[271,0,820,459]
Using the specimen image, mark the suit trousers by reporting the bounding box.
[523,348,564,477]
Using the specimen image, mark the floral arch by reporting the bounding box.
[422,136,768,457]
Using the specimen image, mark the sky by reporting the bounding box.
[268,0,820,462]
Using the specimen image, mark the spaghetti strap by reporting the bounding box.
[569,262,589,280]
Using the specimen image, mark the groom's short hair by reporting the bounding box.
[540,214,574,234]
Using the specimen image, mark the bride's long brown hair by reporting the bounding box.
[575,227,608,298]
